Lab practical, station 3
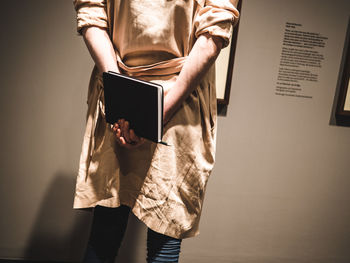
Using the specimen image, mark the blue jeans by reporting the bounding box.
[83,205,182,263]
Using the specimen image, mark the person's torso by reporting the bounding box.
[109,0,197,66]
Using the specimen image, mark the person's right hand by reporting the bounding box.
[112,119,145,149]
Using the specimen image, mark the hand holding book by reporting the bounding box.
[112,119,145,149]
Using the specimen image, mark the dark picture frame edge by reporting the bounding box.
[217,0,242,105]
[336,17,350,126]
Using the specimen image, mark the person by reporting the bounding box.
[73,0,239,262]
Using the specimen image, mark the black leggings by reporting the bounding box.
[83,205,182,263]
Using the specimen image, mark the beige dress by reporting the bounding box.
[73,0,239,239]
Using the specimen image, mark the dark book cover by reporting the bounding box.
[103,71,164,143]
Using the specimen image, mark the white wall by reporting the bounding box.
[0,0,349,262]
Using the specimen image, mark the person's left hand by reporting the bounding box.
[112,119,145,149]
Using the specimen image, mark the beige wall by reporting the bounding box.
[0,0,349,262]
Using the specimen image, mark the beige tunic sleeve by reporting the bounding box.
[73,0,108,34]
[194,0,240,47]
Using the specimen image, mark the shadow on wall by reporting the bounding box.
[23,173,146,263]
[23,173,91,262]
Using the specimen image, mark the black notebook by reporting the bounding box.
[103,71,164,143]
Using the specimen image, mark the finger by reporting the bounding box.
[116,133,129,147]
[120,119,126,136]
[116,127,121,138]
[131,132,145,147]
[123,121,131,143]
[117,119,124,134]
[113,123,118,132]
[134,138,145,147]
[118,136,144,149]
[118,136,129,147]
[115,128,123,145]
[118,119,124,137]
[129,129,140,143]
[115,122,131,147]
[119,136,135,149]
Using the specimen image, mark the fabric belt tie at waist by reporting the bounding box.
[116,55,187,77]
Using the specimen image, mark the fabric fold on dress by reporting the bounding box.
[87,74,104,167]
